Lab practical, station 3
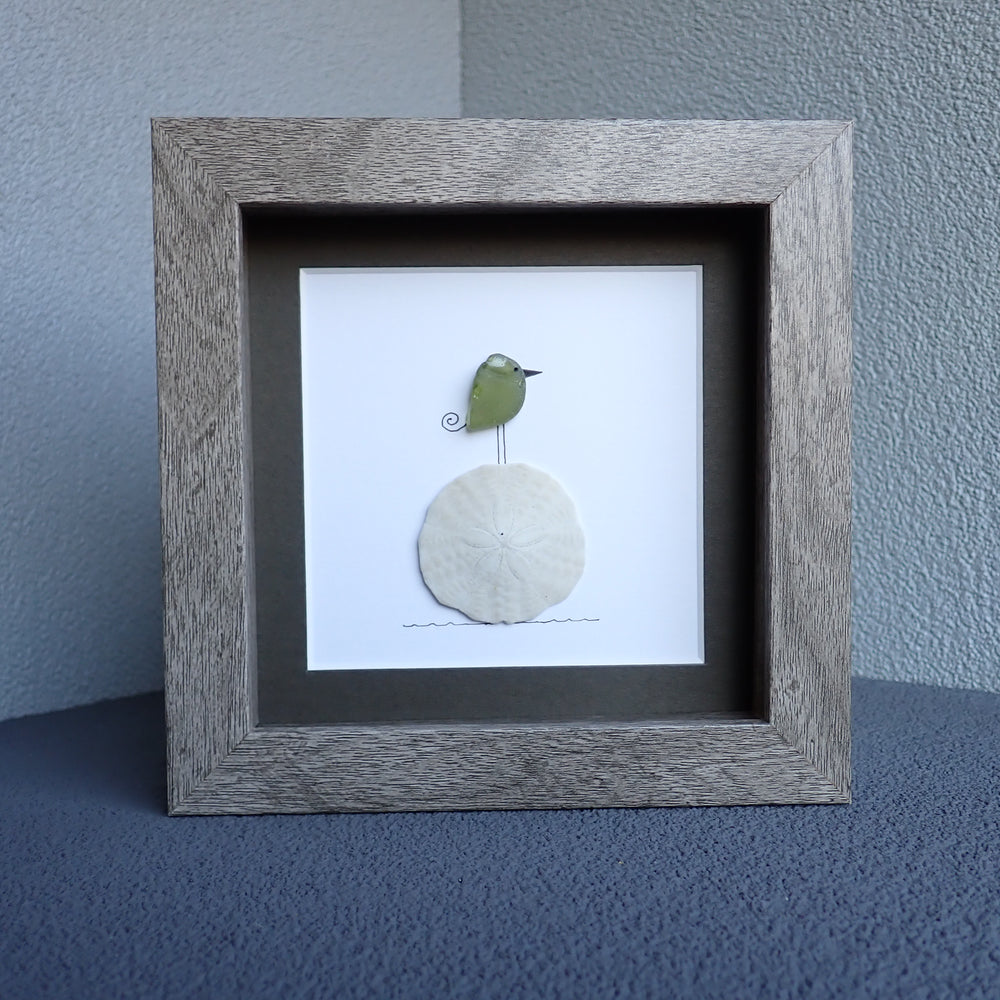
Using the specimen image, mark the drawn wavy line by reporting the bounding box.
[403,617,599,628]
[530,617,599,625]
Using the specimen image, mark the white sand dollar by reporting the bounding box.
[418,463,585,624]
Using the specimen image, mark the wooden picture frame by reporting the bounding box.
[153,118,852,815]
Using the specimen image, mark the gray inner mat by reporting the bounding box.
[245,207,763,725]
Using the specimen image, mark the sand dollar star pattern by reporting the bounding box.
[418,463,585,624]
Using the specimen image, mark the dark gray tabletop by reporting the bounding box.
[2,677,998,999]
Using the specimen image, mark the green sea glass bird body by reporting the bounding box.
[466,353,540,431]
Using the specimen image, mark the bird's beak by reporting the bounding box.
[523,369,542,378]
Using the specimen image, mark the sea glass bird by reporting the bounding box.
[466,353,541,432]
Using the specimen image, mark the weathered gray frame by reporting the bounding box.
[153,118,852,815]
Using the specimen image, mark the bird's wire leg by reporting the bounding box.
[496,426,501,465]
[502,423,507,464]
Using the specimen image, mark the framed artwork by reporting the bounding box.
[153,118,852,814]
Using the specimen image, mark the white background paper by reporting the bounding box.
[300,266,703,669]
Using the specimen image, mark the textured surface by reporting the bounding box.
[153,123,252,809]
[0,1,460,722]
[154,119,849,812]
[153,116,846,205]
[2,678,998,999]
[461,0,1000,692]
[418,463,586,623]
[766,127,853,793]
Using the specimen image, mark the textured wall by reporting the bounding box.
[0,1,459,721]
[462,1,1000,692]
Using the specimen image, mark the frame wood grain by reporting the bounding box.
[153,118,852,815]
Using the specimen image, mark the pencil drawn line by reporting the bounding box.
[531,617,599,624]
[403,618,599,628]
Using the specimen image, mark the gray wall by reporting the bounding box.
[0,1,459,721]
[5,1,997,721]
[463,1,1000,693]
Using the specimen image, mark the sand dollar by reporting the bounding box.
[418,463,585,624]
